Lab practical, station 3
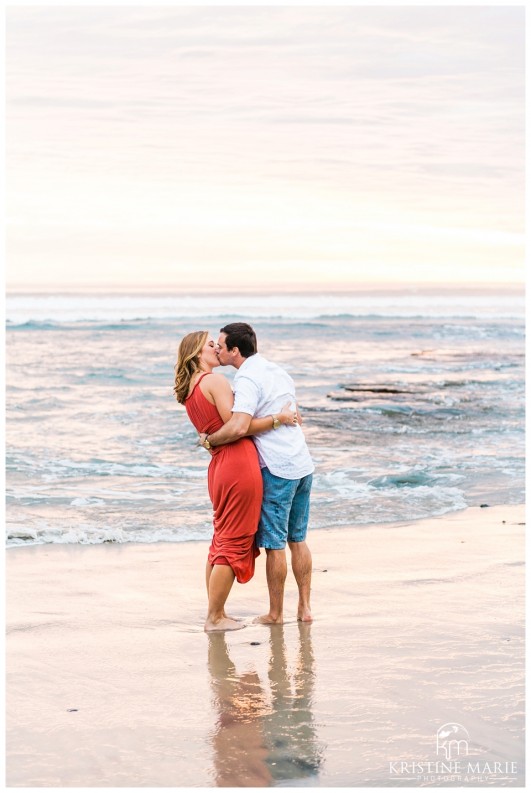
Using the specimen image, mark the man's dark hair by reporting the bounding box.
[220,322,257,358]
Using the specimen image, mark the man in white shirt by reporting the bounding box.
[199,322,314,624]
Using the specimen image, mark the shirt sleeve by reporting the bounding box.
[232,374,260,416]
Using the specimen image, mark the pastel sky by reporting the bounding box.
[6,4,525,289]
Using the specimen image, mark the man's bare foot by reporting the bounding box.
[204,617,245,632]
[252,614,283,625]
[297,607,313,622]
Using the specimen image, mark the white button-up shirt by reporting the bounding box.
[232,353,314,480]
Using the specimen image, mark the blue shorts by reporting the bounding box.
[256,467,313,550]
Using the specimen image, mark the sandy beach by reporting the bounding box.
[6,505,524,788]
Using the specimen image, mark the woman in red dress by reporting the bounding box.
[174,331,294,632]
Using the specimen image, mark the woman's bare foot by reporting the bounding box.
[297,607,313,623]
[252,613,283,625]
[204,616,245,632]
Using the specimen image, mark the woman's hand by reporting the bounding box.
[278,401,299,427]
[197,433,214,454]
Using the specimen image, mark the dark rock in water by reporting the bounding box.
[344,385,412,394]
[250,641,260,646]
[67,709,78,712]
[327,391,363,401]
[328,382,419,401]
[480,504,490,508]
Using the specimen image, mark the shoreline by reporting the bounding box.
[6,505,525,787]
[6,282,525,296]
[5,501,524,553]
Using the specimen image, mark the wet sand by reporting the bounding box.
[6,505,525,787]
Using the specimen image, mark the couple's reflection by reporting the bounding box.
[208,623,323,787]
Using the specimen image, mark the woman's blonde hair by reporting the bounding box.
[174,330,209,404]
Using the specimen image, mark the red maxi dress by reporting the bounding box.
[185,373,262,583]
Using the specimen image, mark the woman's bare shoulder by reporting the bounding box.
[201,372,232,392]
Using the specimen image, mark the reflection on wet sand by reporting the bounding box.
[208,632,271,786]
[264,623,323,782]
[207,623,324,787]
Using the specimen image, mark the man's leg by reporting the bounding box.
[254,468,296,625]
[287,473,313,622]
[254,548,287,624]
[288,540,313,622]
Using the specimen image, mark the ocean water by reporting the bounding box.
[5,287,524,547]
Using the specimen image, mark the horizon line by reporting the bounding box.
[5,280,525,295]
